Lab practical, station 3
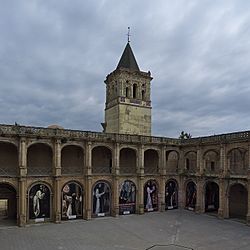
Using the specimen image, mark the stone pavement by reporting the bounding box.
[0,209,250,250]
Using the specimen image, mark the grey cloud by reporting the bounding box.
[1,0,250,138]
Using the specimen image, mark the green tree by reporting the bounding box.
[179,131,192,139]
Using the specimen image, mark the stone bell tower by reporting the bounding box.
[103,41,153,136]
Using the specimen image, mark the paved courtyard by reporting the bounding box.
[0,209,250,250]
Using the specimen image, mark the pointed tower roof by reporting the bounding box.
[116,43,140,71]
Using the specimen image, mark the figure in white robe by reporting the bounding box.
[95,188,105,214]
[33,186,45,217]
[146,185,155,210]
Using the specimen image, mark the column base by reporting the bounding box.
[112,206,119,217]
[195,205,201,214]
[54,212,61,223]
[246,214,250,226]
[160,202,166,212]
[139,204,144,215]
[18,214,26,227]
[218,208,224,219]
[85,209,92,220]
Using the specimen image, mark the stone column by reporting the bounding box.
[85,142,92,176]
[54,139,61,176]
[138,145,144,175]
[178,176,185,208]
[178,150,185,174]
[54,177,61,223]
[19,137,27,176]
[85,176,92,220]
[112,143,120,216]
[138,145,144,214]
[195,178,205,213]
[220,144,227,175]
[246,146,250,225]
[159,146,166,211]
[85,142,92,219]
[197,148,202,175]
[18,178,26,226]
[218,178,226,219]
[53,139,61,222]
[18,137,27,226]
[113,143,120,175]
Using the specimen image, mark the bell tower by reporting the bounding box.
[103,41,153,136]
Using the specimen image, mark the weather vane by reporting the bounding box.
[127,27,131,43]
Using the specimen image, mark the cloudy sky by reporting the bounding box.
[1,0,250,138]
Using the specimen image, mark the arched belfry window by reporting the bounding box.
[142,90,145,100]
[125,87,129,98]
[133,84,137,99]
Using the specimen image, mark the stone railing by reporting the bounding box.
[1,124,250,146]
[0,124,180,145]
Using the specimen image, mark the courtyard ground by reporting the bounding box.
[0,209,249,250]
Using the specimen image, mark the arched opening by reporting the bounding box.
[27,143,53,176]
[119,180,136,215]
[61,182,83,220]
[186,181,196,210]
[92,181,111,217]
[205,182,219,213]
[228,148,247,175]
[28,183,51,222]
[142,90,145,100]
[61,145,84,175]
[165,180,178,210]
[166,151,179,173]
[229,183,247,220]
[92,146,112,174]
[144,179,158,212]
[144,149,159,174]
[125,87,129,98]
[204,150,220,174]
[0,142,18,176]
[0,183,17,225]
[120,148,136,174]
[185,152,197,173]
[133,84,137,99]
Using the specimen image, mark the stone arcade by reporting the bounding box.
[0,42,250,226]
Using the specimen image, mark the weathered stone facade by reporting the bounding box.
[0,42,249,226]
[0,125,250,226]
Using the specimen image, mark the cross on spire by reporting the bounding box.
[127,27,131,43]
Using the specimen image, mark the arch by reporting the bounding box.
[205,181,219,212]
[185,181,197,210]
[144,179,158,212]
[165,179,178,210]
[185,151,197,173]
[228,148,247,175]
[27,143,53,176]
[133,84,137,99]
[92,146,112,174]
[61,181,83,220]
[125,87,130,98]
[92,181,111,217]
[203,150,220,174]
[120,148,136,174]
[0,183,17,225]
[28,182,52,221]
[119,180,136,215]
[142,90,145,100]
[61,145,84,175]
[144,149,159,174]
[229,183,247,220]
[0,142,18,176]
[166,150,179,173]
